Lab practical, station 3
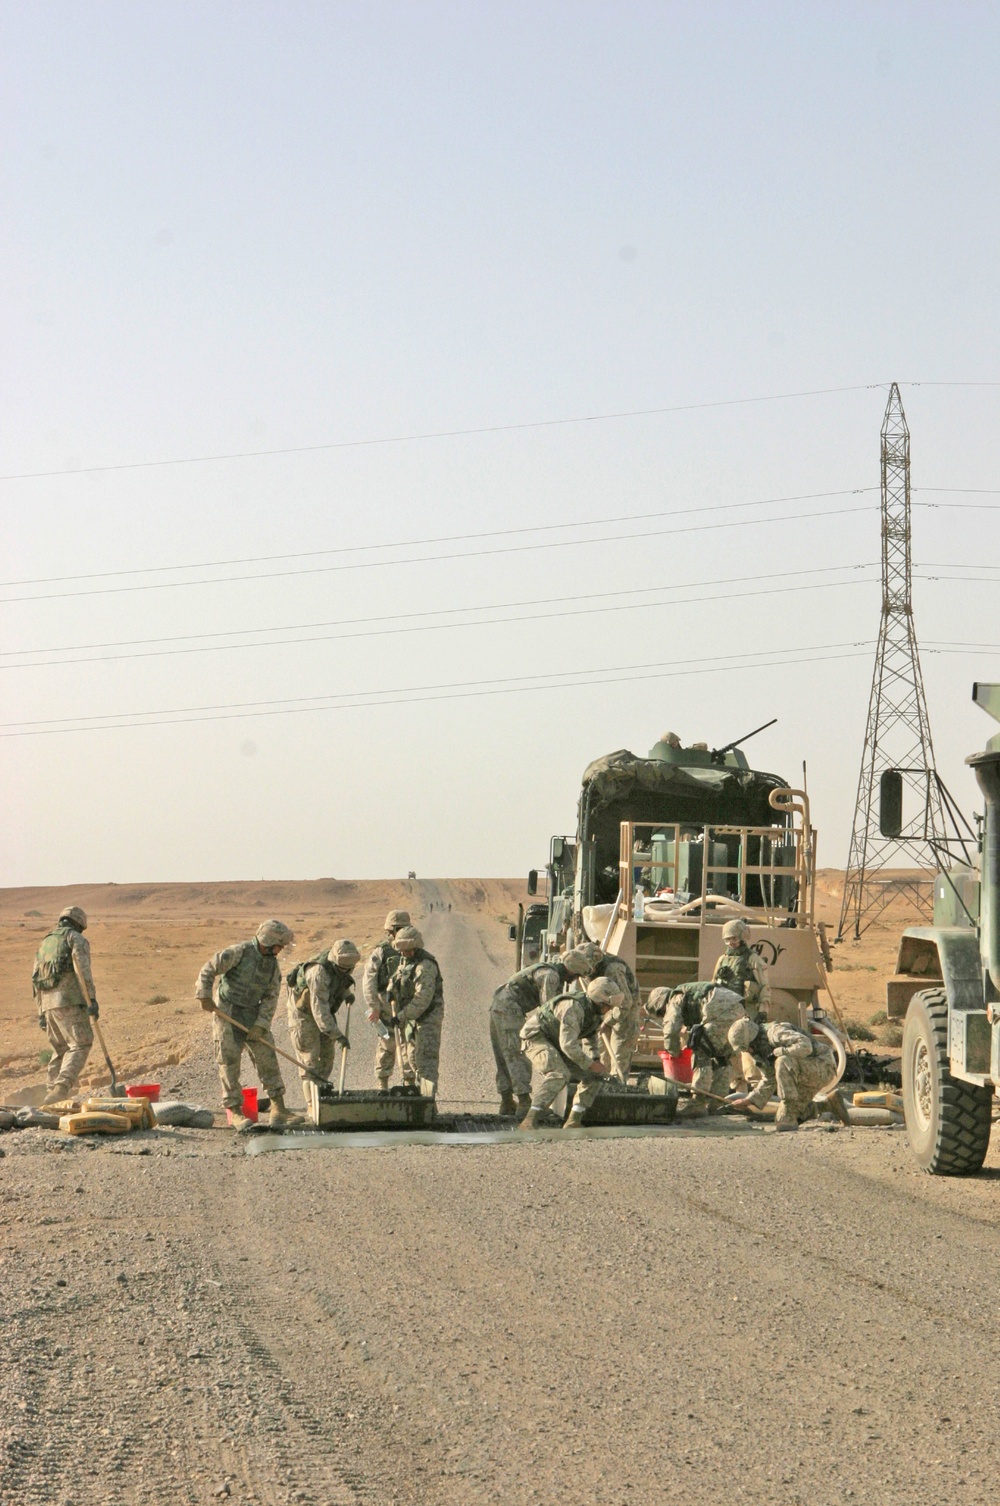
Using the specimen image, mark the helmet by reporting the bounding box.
[728,1017,759,1051]
[255,919,294,949]
[332,938,360,967]
[384,910,411,932]
[722,919,749,944]
[586,977,624,1007]
[394,926,423,950]
[660,731,682,749]
[562,947,596,976]
[645,985,670,1018]
[58,905,88,930]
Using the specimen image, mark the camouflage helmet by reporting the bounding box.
[586,977,624,1007]
[384,909,411,932]
[562,946,596,976]
[645,985,670,1018]
[722,919,749,944]
[728,1016,760,1051]
[255,919,294,949]
[58,905,88,930]
[394,925,423,950]
[332,938,360,967]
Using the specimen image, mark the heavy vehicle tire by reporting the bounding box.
[902,987,992,1175]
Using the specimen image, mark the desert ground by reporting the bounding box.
[3,874,996,1506]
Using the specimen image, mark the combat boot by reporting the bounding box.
[41,1084,70,1107]
[228,1108,253,1132]
[563,1105,587,1130]
[515,1093,532,1122]
[268,1093,302,1128]
[517,1106,543,1131]
[773,1103,798,1132]
[498,1092,517,1117]
[821,1090,851,1125]
[377,1076,390,1094]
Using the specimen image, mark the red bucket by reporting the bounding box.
[126,1083,160,1103]
[660,1048,694,1085]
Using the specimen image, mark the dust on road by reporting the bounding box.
[3,885,998,1506]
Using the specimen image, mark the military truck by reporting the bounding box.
[884,682,1000,1174]
[530,727,835,1070]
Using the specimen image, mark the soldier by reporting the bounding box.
[648,981,746,1116]
[286,938,359,1087]
[575,942,643,1078]
[726,1017,847,1130]
[518,976,622,1131]
[384,926,444,1094]
[196,919,298,1130]
[363,909,411,1091]
[712,918,771,1018]
[490,948,596,1118]
[32,905,99,1104]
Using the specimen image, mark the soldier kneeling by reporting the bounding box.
[518,977,622,1131]
[726,1017,847,1129]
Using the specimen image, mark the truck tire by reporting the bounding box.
[902,986,992,1175]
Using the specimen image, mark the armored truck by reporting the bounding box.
[530,728,833,1070]
[886,682,1000,1174]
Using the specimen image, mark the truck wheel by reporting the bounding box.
[902,987,992,1175]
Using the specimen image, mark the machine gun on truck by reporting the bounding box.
[530,726,839,1071]
[883,682,1000,1174]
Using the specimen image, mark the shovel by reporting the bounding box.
[92,1019,126,1097]
[211,1006,332,1091]
[337,1001,352,1096]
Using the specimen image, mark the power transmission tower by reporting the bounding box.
[837,383,945,940]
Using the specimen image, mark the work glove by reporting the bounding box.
[335,1031,350,1050]
[199,997,217,1013]
[38,1015,47,1032]
[687,1022,707,1054]
[87,1000,99,1020]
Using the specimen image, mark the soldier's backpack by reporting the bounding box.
[32,927,73,993]
[285,950,330,997]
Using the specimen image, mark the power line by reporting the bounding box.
[0,565,881,671]
[0,502,878,605]
[0,640,876,738]
[0,382,886,484]
[0,486,874,589]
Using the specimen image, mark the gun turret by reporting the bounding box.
[710,718,777,766]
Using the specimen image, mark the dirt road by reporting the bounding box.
[3,888,999,1506]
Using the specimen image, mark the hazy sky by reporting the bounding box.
[3,1,1000,886]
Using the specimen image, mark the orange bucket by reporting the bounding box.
[660,1048,694,1084]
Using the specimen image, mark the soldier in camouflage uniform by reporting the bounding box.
[575,943,643,1078]
[32,905,99,1104]
[384,926,444,1094]
[712,919,771,1017]
[286,938,359,1085]
[363,909,411,1090]
[726,1017,846,1129]
[648,981,745,1116]
[518,977,622,1130]
[196,919,298,1129]
[489,947,595,1118]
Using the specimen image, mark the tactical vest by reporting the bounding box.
[593,956,638,996]
[287,948,331,994]
[390,948,444,1012]
[32,926,74,992]
[535,993,601,1050]
[217,941,279,1013]
[506,960,572,1013]
[714,945,757,998]
[372,941,403,996]
[287,950,354,1013]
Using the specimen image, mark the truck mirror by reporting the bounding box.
[508,924,517,941]
[527,869,538,896]
[552,838,565,861]
[879,770,903,837]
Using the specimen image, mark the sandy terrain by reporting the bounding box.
[3,874,979,1506]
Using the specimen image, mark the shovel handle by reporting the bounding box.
[91,1017,119,1091]
[337,1002,352,1095]
[212,1005,328,1089]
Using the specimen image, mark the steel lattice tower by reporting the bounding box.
[837,383,945,939]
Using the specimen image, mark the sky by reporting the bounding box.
[2,0,1000,886]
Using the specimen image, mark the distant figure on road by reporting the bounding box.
[33,905,99,1105]
[196,919,299,1130]
[385,926,444,1094]
[518,977,622,1130]
[489,949,594,1119]
[726,1017,846,1129]
[286,938,358,1087]
[363,909,410,1091]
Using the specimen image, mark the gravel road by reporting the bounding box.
[3,885,1000,1506]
